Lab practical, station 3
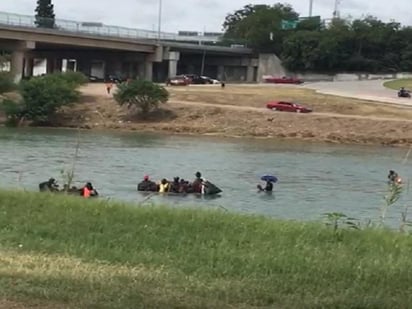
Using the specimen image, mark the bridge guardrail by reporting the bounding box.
[0,11,223,43]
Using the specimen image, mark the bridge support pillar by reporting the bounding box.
[11,50,24,83]
[10,41,35,82]
[137,62,145,79]
[144,61,153,81]
[166,51,180,78]
[46,58,55,74]
[217,65,225,81]
[24,57,34,78]
[168,60,177,78]
[54,58,63,72]
[246,66,255,82]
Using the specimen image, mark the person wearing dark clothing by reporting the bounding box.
[192,171,203,193]
[170,177,180,193]
[137,175,157,192]
[178,179,189,193]
[257,181,273,192]
[388,170,402,185]
[39,178,59,192]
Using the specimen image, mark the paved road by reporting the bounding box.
[303,80,412,106]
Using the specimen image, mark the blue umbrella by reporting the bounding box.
[261,175,278,183]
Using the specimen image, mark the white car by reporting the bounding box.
[201,76,221,84]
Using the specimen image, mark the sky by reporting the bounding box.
[0,0,411,33]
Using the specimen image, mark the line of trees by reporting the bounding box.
[222,4,412,73]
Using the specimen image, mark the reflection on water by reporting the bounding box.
[0,127,411,227]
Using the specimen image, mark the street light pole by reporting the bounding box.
[309,0,313,17]
[157,0,162,41]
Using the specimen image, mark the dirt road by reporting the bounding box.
[169,99,412,123]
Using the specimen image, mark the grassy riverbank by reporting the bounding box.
[384,78,412,90]
[1,190,412,308]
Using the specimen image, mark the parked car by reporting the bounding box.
[200,76,221,84]
[105,75,127,83]
[266,101,312,113]
[166,75,190,86]
[182,74,211,84]
[87,75,104,82]
[264,76,303,84]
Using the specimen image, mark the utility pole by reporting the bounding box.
[157,0,162,41]
[309,0,313,17]
[333,0,341,18]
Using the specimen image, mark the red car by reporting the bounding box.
[166,75,190,86]
[264,76,303,84]
[266,101,312,113]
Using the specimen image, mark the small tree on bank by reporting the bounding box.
[0,72,15,94]
[35,0,55,28]
[114,80,169,116]
[0,72,86,125]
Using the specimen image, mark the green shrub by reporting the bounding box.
[114,80,169,115]
[0,72,15,94]
[52,71,88,87]
[2,74,83,125]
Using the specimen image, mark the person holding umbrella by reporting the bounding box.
[257,175,278,192]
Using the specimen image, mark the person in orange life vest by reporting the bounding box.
[81,182,99,198]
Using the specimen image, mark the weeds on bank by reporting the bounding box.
[322,212,359,240]
[59,128,81,192]
[381,183,403,226]
[322,181,411,238]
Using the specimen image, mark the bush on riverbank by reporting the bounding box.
[114,80,169,116]
[1,190,412,308]
[0,72,86,126]
[0,72,15,94]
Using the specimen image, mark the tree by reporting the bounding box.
[114,80,169,116]
[1,73,85,125]
[0,72,15,94]
[35,0,55,28]
[222,3,298,53]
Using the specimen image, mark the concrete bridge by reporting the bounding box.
[0,11,272,83]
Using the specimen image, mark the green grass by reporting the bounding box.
[1,190,412,308]
[383,78,412,90]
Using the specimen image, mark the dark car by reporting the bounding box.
[105,75,126,83]
[264,76,303,84]
[266,101,312,113]
[87,75,104,82]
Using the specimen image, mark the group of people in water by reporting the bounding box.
[38,169,400,199]
[137,172,221,195]
[39,178,99,198]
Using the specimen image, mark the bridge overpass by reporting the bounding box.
[0,11,273,83]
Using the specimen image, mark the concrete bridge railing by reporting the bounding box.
[0,11,223,44]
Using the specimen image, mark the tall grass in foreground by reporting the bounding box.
[1,191,412,308]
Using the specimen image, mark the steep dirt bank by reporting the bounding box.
[9,83,412,146]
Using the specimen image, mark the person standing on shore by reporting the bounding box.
[105,81,113,94]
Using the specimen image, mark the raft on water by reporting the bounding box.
[137,180,223,196]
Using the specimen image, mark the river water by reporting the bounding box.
[0,127,411,226]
